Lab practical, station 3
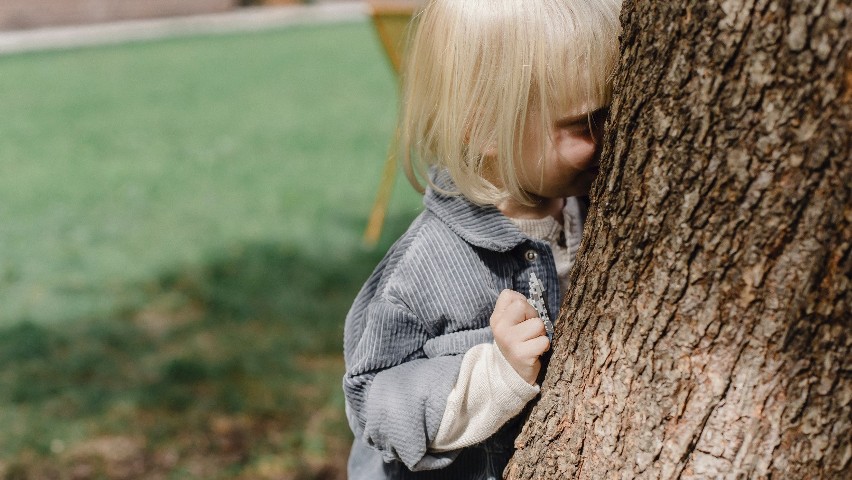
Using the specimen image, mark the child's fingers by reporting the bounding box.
[504,331,550,362]
[493,290,526,314]
[523,335,551,355]
[513,317,547,341]
[492,290,538,327]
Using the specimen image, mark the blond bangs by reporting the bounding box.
[401,0,622,205]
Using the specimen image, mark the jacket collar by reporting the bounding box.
[423,169,527,252]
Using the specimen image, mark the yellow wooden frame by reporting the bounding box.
[363,1,419,246]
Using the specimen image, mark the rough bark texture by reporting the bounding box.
[506,1,850,479]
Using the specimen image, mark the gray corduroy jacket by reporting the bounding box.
[343,170,572,479]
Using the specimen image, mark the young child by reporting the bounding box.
[343,0,621,477]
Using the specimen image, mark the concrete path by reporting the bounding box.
[0,1,369,56]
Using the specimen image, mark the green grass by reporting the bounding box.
[0,21,422,327]
[0,21,422,478]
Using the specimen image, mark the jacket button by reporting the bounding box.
[524,249,538,262]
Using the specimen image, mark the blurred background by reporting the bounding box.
[0,1,422,478]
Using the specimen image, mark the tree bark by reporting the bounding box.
[506,1,850,479]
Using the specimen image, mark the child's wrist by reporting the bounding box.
[493,342,539,388]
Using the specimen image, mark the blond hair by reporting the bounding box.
[399,0,622,205]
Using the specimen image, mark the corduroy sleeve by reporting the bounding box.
[343,298,463,471]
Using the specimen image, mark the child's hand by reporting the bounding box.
[490,290,551,385]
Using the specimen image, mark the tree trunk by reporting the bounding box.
[505,1,850,479]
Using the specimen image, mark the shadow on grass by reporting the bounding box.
[0,213,416,479]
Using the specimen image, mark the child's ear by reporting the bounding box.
[479,150,503,189]
[481,144,498,158]
[464,125,497,158]
[478,135,498,158]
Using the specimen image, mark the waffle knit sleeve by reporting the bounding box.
[429,342,540,451]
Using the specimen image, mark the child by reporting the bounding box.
[343,0,621,478]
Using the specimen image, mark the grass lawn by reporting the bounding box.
[0,20,422,479]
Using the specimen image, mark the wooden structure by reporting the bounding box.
[363,0,419,246]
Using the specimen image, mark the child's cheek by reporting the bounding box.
[556,132,598,171]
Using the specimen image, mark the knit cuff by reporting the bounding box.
[492,342,542,397]
[430,343,539,452]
